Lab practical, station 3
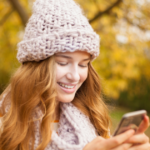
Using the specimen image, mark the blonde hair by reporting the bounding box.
[0,58,110,150]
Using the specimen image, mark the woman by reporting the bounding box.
[0,0,149,149]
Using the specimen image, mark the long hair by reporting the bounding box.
[73,62,111,138]
[0,56,57,150]
[0,58,110,150]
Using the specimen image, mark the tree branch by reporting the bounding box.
[89,0,123,23]
[7,0,29,26]
[0,9,14,26]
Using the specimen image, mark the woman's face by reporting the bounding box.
[55,51,91,103]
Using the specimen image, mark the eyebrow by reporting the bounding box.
[55,54,91,61]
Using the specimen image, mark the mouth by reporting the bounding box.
[58,82,76,89]
[57,82,77,93]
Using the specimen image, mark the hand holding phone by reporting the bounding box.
[113,110,147,136]
[83,111,150,150]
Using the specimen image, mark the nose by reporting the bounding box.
[66,65,80,82]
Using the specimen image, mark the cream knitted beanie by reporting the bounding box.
[17,0,100,63]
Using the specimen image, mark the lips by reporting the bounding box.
[57,82,77,93]
[58,82,75,89]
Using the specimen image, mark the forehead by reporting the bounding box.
[55,51,91,59]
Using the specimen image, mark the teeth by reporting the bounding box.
[59,83,74,89]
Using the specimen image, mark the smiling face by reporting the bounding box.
[55,51,91,103]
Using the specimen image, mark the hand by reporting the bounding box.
[83,115,150,150]
[126,115,150,150]
[136,115,149,134]
[127,133,150,150]
[83,129,135,150]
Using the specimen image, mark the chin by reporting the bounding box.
[56,94,75,103]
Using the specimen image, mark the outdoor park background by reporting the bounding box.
[0,0,150,136]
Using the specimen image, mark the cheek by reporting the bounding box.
[80,69,88,83]
[56,66,67,80]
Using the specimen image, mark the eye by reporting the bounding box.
[79,64,88,68]
[57,62,68,66]
[79,61,90,68]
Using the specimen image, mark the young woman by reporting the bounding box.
[0,0,149,150]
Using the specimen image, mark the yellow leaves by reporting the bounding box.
[0,2,22,92]
[87,4,98,19]
[103,78,127,99]
[123,56,140,79]
[0,1,11,16]
[112,7,124,19]
[0,0,150,105]
[143,69,150,80]
[111,50,140,80]
[93,39,146,100]
[75,0,98,19]
[111,64,124,75]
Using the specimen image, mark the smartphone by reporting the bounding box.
[113,110,147,136]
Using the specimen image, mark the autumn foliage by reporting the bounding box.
[0,0,150,111]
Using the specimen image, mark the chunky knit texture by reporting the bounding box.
[33,103,98,150]
[0,95,98,150]
[17,0,100,63]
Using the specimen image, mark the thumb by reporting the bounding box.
[136,115,149,134]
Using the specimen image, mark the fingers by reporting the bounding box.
[127,133,149,144]
[129,143,150,150]
[136,115,149,134]
[83,136,105,150]
[83,130,135,150]
[103,129,135,149]
[111,143,132,150]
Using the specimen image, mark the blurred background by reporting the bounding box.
[0,0,150,136]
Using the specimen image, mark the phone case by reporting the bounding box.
[113,110,147,136]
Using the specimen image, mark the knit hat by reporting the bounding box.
[17,0,100,63]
